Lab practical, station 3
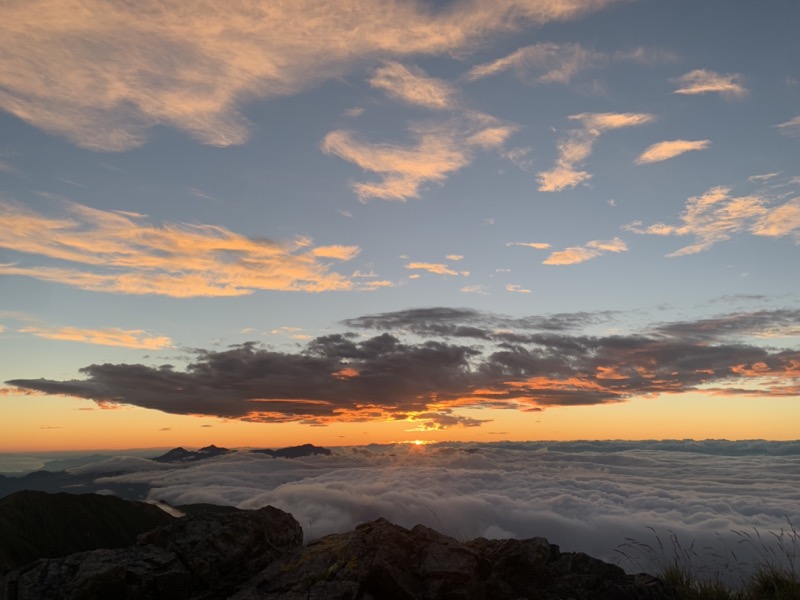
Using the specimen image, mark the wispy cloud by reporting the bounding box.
[323,114,517,201]
[505,284,531,293]
[543,237,628,265]
[507,241,551,249]
[635,139,711,165]
[538,112,654,191]
[370,62,457,110]
[624,185,800,255]
[776,116,800,136]
[466,43,671,84]
[673,69,748,97]
[0,160,18,175]
[504,147,534,171]
[0,0,622,151]
[20,325,172,349]
[460,284,488,295]
[0,201,363,296]
[406,262,469,277]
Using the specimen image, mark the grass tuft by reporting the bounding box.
[616,518,800,600]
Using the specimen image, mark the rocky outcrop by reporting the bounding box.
[2,493,675,600]
[233,518,674,600]
[3,505,302,600]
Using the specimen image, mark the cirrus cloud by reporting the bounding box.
[19,325,173,350]
[543,237,628,265]
[538,112,654,192]
[0,200,364,297]
[673,69,748,97]
[635,139,711,165]
[0,0,622,151]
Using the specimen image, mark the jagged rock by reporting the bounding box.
[232,518,676,600]
[3,505,302,600]
[469,537,675,600]
[232,518,489,600]
[139,505,303,594]
[3,545,191,600]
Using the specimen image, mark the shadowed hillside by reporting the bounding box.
[0,490,175,576]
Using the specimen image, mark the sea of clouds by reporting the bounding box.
[72,440,800,582]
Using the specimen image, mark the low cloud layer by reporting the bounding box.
[77,440,800,581]
[6,307,799,429]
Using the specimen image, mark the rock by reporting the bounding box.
[140,505,303,594]
[233,519,676,600]
[3,545,191,600]
[3,505,302,600]
[232,518,491,600]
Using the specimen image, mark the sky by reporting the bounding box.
[0,0,799,451]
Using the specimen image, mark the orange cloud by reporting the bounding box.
[624,185,800,255]
[673,69,747,97]
[507,242,551,249]
[19,325,173,349]
[370,62,457,110]
[635,139,711,165]
[406,262,468,276]
[322,114,516,201]
[538,112,654,192]
[0,0,622,151]
[0,201,363,296]
[466,43,673,84]
[543,237,627,265]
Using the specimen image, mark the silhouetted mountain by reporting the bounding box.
[0,469,152,501]
[0,443,333,502]
[152,444,232,463]
[0,491,675,600]
[249,443,332,459]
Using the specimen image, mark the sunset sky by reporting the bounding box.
[1,0,798,451]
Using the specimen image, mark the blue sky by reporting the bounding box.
[0,0,798,449]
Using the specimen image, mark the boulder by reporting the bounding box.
[3,505,302,600]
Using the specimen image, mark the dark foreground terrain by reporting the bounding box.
[0,490,673,600]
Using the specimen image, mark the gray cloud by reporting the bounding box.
[6,308,799,426]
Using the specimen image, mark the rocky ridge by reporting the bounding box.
[1,492,676,600]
